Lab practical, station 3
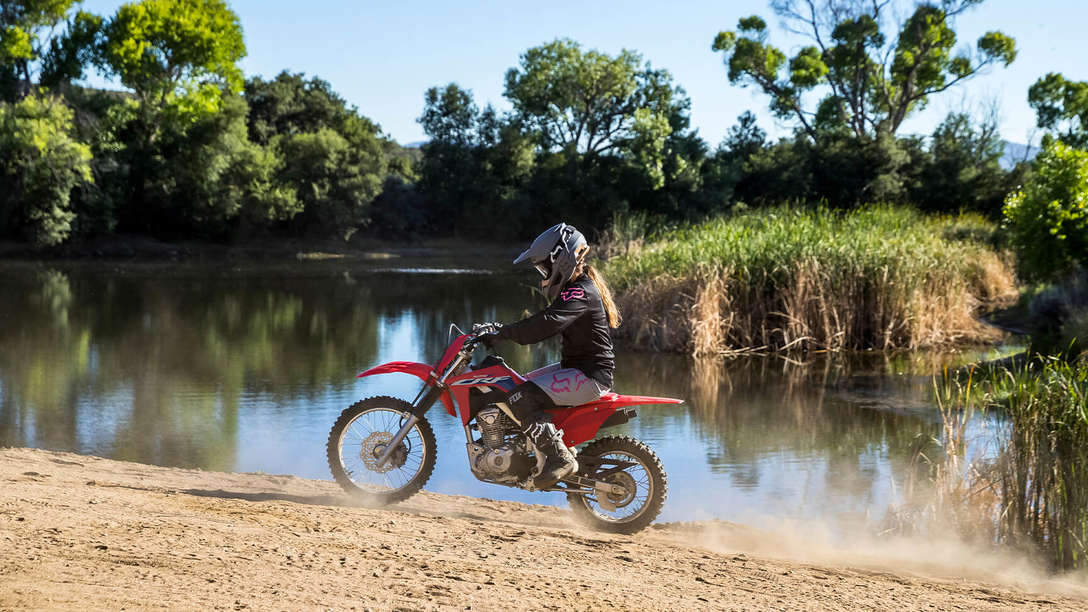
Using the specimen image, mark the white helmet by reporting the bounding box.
[513,223,587,301]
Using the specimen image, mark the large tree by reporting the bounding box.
[503,38,685,165]
[712,0,1016,142]
[242,71,393,236]
[94,0,247,235]
[415,83,536,236]
[100,0,245,122]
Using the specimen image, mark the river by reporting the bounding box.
[0,256,1016,530]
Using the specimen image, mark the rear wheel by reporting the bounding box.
[567,435,667,534]
[327,396,436,505]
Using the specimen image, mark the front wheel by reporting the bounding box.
[327,396,437,505]
[567,435,667,534]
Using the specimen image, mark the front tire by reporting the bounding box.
[327,396,437,505]
[567,435,667,534]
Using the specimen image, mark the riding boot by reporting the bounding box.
[522,418,578,488]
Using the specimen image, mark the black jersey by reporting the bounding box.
[496,274,615,389]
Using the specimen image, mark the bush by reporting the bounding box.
[1003,141,1088,280]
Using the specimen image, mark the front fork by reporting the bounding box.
[375,355,462,469]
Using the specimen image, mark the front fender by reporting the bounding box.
[355,361,456,417]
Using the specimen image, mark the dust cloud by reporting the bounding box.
[659,515,1088,597]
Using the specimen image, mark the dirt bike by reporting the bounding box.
[326,324,683,534]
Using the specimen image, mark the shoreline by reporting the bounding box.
[0,235,520,263]
[2,447,1085,610]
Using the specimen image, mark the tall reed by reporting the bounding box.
[922,356,1088,571]
[604,205,1017,354]
[993,356,1088,570]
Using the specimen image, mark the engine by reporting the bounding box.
[467,406,533,484]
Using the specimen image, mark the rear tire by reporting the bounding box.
[327,396,437,505]
[567,435,667,534]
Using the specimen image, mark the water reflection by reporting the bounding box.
[0,261,982,527]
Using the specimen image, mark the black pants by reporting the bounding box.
[504,381,557,426]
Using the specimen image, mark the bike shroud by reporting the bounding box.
[326,326,683,534]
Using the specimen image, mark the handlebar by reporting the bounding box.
[467,322,501,351]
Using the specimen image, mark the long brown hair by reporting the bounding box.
[573,246,622,328]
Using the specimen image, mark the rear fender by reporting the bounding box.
[355,361,456,417]
[549,405,616,447]
[548,392,684,446]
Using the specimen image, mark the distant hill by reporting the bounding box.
[1001,141,1038,169]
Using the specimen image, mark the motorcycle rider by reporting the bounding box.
[479,222,622,488]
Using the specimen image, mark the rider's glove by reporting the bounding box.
[472,322,503,337]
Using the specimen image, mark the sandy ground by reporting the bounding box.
[2,447,1086,611]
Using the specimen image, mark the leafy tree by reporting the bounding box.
[0,0,85,98]
[504,39,685,170]
[242,71,394,236]
[0,93,91,245]
[703,111,767,205]
[63,88,137,236]
[712,1,1016,142]
[1029,72,1088,149]
[277,127,385,238]
[244,71,379,146]
[223,139,300,226]
[38,8,102,91]
[100,0,245,123]
[912,111,1008,214]
[722,111,767,162]
[419,82,477,146]
[96,0,246,236]
[415,83,536,237]
[1003,141,1088,280]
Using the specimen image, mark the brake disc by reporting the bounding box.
[360,432,408,473]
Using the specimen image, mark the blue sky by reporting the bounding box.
[80,0,1085,147]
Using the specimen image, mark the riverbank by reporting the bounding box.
[2,447,1085,610]
[0,235,519,263]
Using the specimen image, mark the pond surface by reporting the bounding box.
[0,257,1015,529]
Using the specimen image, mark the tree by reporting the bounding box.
[38,8,103,91]
[415,83,536,237]
[96,0,246,235]
[1029,72,1088,150]
[503,38,685,164]
[242,71,394,236]
[712,1,1017,142]
[277,127,384,238]
[419,83,477,147]
[100,0,245,122]
[244,71,380,146]
[0,93,91,245]
[0,0,85,99]
[912,111,1008,214]
[1003,141,1088,280]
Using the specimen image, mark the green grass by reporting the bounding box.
[603,204,1016,354]
[607,205,996,290]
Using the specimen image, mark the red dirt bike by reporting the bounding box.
[327,325,683,533]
